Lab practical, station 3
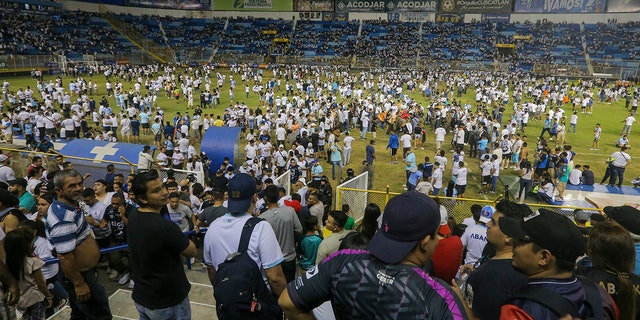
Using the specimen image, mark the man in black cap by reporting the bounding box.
[499,209,617,319]
[279,191,468,319]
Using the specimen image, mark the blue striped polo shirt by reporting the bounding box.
[46,199,91,254]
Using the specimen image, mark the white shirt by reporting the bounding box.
[455,167,468,185]
[400,134,412,148]
[435,127,446,142]
[343,135,355,149]
[611,151,631,168]
[461,224,488,264]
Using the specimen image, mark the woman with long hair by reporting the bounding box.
[34,192,54,222]
[356,203,381,241]
[583,221,639,320]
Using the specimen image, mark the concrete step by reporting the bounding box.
[48,268,217,320]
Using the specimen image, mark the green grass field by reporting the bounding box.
[2,70,637,199]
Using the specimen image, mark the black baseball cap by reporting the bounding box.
[500,208,586,263]
[368,191,440,264]
[604,205,640,234]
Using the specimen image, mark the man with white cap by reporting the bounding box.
[0,154,15,183]
[279,191,468,319]
[461,205,494,265]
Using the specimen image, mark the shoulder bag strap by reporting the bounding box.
[238,217,263,254]
[510,286,580,318]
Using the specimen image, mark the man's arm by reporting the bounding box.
[264,264,286,297]
[206,265,216,286]
[58,252,91,302]
[279,289,316,320]
[182,239,197,258]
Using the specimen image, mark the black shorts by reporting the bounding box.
[154,133,162,142]
[455,184,466,195]
[142,123,150,129]
[391,148,398,156]
[482,175,491,185]
[132,128,140,136]
[65,130,75,138]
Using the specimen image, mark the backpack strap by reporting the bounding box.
[577,276,604,320]
[509,285,580,318]
[237,217,264,254]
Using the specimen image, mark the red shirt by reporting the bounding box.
[431,235,463,284]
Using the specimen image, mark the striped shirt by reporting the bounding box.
[46,200,91,254]
[287,249,468,319]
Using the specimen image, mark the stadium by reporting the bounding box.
[0,0,639,319]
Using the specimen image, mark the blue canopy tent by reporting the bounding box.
[200,127,243,178]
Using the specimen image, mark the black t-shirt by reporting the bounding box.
[583,268,640,320]
[198,205,228,227]
[127,208,191,309]
[465,258,528,320]
[105,204,132,245]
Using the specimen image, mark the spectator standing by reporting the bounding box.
[279,191,468,319]
[298,216,322,271]
[315,210,350,264]
[590,123,601,150]
[259,185,302,283]
[46,169,112,319]
[128,170,197,319]
[500,209,617,319]
[0,154,16,183]
[461,205,494,265]
[609,146,631,187]
[458,200,529,320]
[622,113,636,135]
[365,139,376,189]
[386,130,399,163]
[203,174,286,318]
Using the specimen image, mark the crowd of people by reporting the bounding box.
[0,158,638,319]
[0,59,639,318]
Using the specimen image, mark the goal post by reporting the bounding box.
[336,172,368,222]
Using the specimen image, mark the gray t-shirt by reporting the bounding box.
[259,206,302,262]
[198,205,228,227]
[166,203,193,233]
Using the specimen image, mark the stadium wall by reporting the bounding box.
[64,0,639,23]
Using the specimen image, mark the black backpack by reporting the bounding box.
[213,217,281,320]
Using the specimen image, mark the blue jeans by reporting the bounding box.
[135,296,191,320]
[60,267,112,320]
[331,160,343,180]
[609,166,625,186]
[491,176,498,192]
[432,187,440,196]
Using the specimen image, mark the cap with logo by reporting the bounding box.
[479,205,495,224]
[227,173,256,214]
[368,191,441,264]
[500,208,586,263]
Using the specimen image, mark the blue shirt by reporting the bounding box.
[387,134,399,149]
[46,200,91,254]
[366,144,375,163]
[405,152,416,171]
[139,112,149,124]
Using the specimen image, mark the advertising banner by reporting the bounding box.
[607,0,640,11]
[435,12,464,22]
[125,0,210,9]
[439,0,512,13]
[214,0,293,11]
[388,12,431,21]
[513,0,606,12]
[481,13,510,23]
[335,0,438,12]
[294,0,335,11]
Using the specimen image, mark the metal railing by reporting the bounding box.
[335,186,604,224]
